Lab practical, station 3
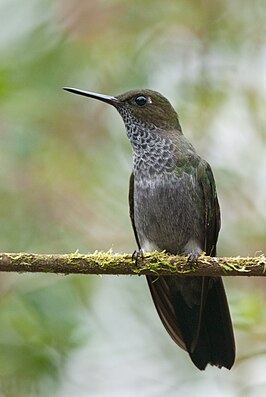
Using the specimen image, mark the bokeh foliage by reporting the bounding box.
[0,0,265,396]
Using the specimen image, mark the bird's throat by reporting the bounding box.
[131,129,176,179]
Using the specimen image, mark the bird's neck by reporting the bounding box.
[128,124,178,179]
[132,135,175,178]
[122,114,196,180]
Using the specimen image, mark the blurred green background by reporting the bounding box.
[0,0,266,396]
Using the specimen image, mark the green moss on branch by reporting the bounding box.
[0,252,265,276]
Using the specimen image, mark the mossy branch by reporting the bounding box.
[0,252,265,276]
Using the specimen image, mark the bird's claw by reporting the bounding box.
[187,252,200,262]
[132,249,144,265]
[186,252,200,269]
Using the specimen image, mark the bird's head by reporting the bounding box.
[63,87,182,133]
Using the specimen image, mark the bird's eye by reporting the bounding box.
[135,95,148,107]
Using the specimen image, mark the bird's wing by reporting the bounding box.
[128,172,141,250]
[197,160,221,257]
[190,159,220,348]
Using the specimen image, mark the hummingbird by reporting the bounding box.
[63,86,235,370]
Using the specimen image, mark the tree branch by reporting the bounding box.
[0,252,265,276]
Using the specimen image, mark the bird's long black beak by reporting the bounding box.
[63,87,120,106]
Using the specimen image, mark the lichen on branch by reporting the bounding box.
[0,252,265,276]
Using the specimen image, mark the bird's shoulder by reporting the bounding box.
[173,150,201,178]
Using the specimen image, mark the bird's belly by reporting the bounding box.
[134,175,205,255]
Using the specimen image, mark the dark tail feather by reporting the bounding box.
[147,275,235,370]
[201,277,235,369]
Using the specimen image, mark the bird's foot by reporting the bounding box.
[186,252,200,270]
[187,252,200,263]
[132,249,144,265]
